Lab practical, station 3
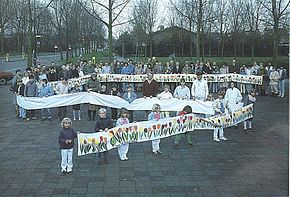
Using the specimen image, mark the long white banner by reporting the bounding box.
[77,104,253,156]
[48,73,262,90]
[16,92,215,114]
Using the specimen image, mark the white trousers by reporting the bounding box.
[61,148,73,172]
[152,139,160,152]
[118,143,129,159]
[213,128,224,139]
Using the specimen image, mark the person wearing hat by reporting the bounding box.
[191,72,208,101]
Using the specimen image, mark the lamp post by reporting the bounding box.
[54,45,58,62]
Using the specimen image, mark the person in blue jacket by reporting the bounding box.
[38,78,54,120]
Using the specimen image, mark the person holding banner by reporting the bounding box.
[95,108,113,164]
[212,91,229,142]
[225,82,243,112]
[123,85,137,122]
[243,90,256,131]
[225,82,243,128]
[191,72,208,102]
[157,84,173,118]
[148,104,163,155]
[142,72,159,117]
[56,77,69,121]
[38,78,54,121]
[116,108,130,161]
[87,74,101,121]
[173,78,191,100]
[174,105,193,148]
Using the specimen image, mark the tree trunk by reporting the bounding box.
[27,0,33,68]
[0,26,4,54]
[108,0,114,62]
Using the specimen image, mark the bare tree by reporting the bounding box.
[228,0,243,59]
[0,0,17,54]
[132,0,158,58]
[243,0,262,59]
[212,0,230,58]
[78,0,131,61]
[259,0,290,66]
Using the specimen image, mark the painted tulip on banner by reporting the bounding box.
[77,104,254,156]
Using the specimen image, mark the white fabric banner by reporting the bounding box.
[48,73,263,90]
[16,92,215,114]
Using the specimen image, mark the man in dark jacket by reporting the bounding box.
[24,75,38,121]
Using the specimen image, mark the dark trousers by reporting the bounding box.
[27,110,36,119]
[58,106,67,119]
[97,151,109,161]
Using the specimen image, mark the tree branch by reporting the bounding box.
[91,0,109,10]
[77,0,108,27]
[112,0,131,23]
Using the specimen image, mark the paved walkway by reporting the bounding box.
[0,84,288,197]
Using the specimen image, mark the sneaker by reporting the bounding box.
[61,170,66,175]
[73,118,76,121]
[220,137,228,141]
[48,117,52,121]
[78,117,81,121]
[67,170,72,174]
[157,150,162,154]
[188,143,193,147]
[244,128,247,131]
[26,118,30,121]
[41,117,46,121]
[153,151,158,155]
[248,128,253,131]
[214,138,220,142]
[32,117,37,120]
[124,156,128,160]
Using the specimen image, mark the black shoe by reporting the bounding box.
[249,128,253,131]
[244,129,247,131]
[188,143,193,147]
[61,170,66,175]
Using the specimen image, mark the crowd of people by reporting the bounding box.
[8,58,288,175]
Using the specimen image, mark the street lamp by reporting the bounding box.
[54,45,58,62]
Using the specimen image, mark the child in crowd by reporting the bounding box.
[116,108,130,161]
[157,84,173,118]
[243,90,256,131]
[95,108,113,164]
[212,91,229,142]
[58,118,77,175]
[148,104,163,155]
[174,105,193,148]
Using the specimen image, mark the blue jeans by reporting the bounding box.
[279,79,286,96]
[19,107,26,118]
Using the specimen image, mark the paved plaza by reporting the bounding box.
[0,84,288,197]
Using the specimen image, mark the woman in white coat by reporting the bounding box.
[225,82,243,113]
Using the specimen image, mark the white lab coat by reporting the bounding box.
[225,87,242,112]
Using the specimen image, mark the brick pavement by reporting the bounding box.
[0,85,288,197]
